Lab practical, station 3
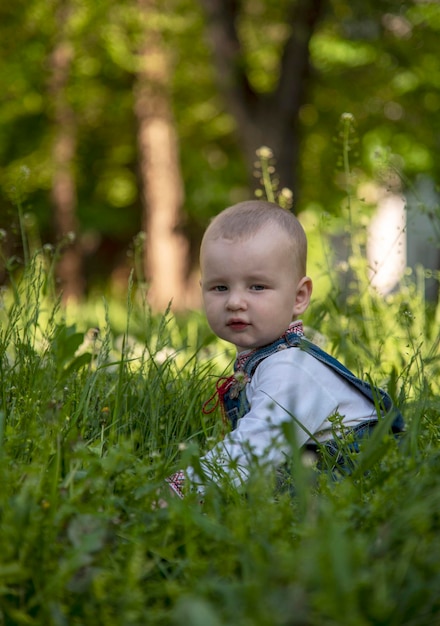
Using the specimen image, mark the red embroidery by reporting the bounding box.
[166,470,185,498]
[202,375,237,431]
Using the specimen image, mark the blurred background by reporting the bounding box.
[0,0,439,311]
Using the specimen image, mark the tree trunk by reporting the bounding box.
[133,0,190,311]
[48,1,84,300]
[199,0,324,203]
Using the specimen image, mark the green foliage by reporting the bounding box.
[1,195,440,625]
[1,0,439,286]
[0,4,439,622]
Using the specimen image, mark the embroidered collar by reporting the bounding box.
[234,320,304,372]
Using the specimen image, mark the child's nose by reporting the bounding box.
[226,290,247,310]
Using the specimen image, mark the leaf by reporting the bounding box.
[67,514,108,554]
[62,353,92,378]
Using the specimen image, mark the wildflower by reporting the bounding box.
[0,229,6,241]
[278,187,294,209]
[256,146,273,159]
[74,327,101,358]
[279,188,293,202]
[20,165,30,179]
[341,112,355,123]
[87,327,100,341]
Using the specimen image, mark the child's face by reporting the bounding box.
[200,226,312,352]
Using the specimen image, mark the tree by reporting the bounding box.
[1,0,439,299]
[48,0,84,300]
[133,0,191,310]
[199,0,325,197]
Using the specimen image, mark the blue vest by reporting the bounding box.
[222,327,405,435]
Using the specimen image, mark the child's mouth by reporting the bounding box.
[227,321,249,331]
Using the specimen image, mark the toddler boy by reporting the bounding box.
[166,200,404,498]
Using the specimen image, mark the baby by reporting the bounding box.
[166,200,404,498]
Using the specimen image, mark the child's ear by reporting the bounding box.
[292,276,313,316]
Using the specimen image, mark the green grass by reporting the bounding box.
[1,230,440,625]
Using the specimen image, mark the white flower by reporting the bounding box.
[256,146,273,159]
[341,112,355,122]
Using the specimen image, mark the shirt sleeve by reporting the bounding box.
[184,349,331,489]
[185,347,376,492]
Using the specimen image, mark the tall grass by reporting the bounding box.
[1,166,440,624]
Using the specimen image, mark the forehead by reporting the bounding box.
[202,222,292,252]
[201,228,295,273]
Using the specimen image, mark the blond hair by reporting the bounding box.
[202,200,308,276]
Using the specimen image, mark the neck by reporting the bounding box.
[235,320,304,371]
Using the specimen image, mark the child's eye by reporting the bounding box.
[250,284,265,291]
[212,285,228,292]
